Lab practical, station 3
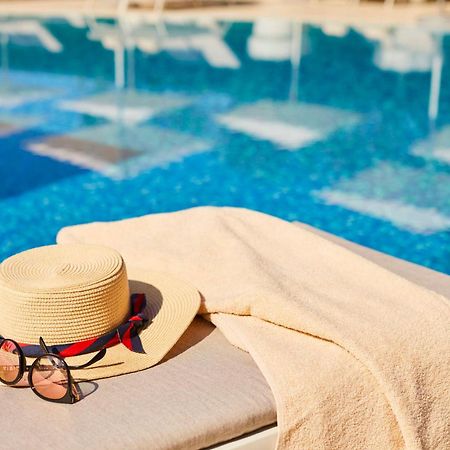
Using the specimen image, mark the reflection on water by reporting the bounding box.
[0,14,449,273]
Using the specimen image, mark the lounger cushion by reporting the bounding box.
[1,224,448,449]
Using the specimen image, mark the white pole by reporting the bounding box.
[1,34,9,85]
[114,45,125,89]
[428,53,443,123]
[289,22,302,102]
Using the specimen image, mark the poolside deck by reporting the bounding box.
[1,0,450,26]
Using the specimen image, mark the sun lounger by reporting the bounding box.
[315,162,450,234]
[0,19,62,53]
[2,223,448,449]
[59,91,193,125]
[411,125,450,165]
[84,16,240,69]
[0,115,39,136]
[216,101,361,150]
[26,122,211,179]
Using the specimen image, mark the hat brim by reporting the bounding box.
[24,268,201,381]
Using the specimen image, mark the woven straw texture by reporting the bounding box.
[0,244,200,380]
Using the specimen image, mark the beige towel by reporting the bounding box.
[57,207,450,450]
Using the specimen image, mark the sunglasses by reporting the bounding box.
[0,337,106,403]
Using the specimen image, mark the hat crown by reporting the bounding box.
[0,244,130,345]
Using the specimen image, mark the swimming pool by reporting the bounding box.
[0,15,449,273]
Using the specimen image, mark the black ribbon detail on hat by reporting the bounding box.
[16,294,149,358]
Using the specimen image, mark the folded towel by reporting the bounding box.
[58,207,450,449]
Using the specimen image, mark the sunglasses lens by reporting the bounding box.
[0,340,21,384]
[31,355,69,400]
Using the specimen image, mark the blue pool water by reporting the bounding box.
[0,16,449,273]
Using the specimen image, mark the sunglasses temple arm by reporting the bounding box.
[68,348,107,370]
[39,337,51,353]
[38,336,106,369]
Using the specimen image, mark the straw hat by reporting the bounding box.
[0,244,200,380]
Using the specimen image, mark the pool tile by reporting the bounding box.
[0,17,448,273]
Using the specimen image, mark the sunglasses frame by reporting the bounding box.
[0,337,106,404]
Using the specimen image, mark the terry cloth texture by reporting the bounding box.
[57,207,450,450]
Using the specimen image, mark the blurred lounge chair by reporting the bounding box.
[0,20,61,133]
[84,15,240,70]
[315,162,450,234]
[26,122,211,179]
